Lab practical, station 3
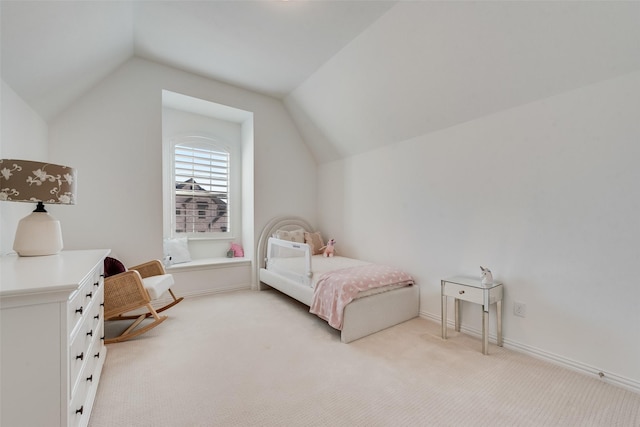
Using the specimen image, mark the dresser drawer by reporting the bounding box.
[68,285,87,335]
[88,284,104,333]
[69,329,92,397]
[88,321,106,371]
[75,322,104,394]
[70,323,105,427]
[70,290,103,397]
[68,268,102,336]
[442,282,484,304]
[69,376,88,427]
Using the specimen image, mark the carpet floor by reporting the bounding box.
[91,290,640,426]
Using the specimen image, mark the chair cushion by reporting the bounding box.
[142,274,175,300]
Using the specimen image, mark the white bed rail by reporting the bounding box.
[266,237,313,286]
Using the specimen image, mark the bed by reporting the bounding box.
[257,216,419,343]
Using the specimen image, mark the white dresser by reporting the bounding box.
[1,249,110,427]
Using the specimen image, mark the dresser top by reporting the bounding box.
[1,249,110,299]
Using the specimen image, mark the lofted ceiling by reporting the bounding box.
[1,0,395,121]
[2,1,639,163]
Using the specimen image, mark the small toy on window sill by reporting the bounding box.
[230,242,244,258]
[321,239,336,257]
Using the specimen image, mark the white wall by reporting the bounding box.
[317,71,640,390]
[0,80,48,255]
[47,57,316,294]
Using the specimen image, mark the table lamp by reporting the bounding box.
[0,159,77,256]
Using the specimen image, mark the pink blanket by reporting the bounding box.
[309,264,414,330]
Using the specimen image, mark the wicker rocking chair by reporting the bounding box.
[103,258,183,344]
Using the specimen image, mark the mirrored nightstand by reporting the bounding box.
[441,276,503,355]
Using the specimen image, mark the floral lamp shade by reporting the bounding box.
[0,159,78,256]
[0,159,77,204]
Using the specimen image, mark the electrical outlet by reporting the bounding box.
[514,302,527,317]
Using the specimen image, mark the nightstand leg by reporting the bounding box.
[454,298,461,332]
[482,309,489,355]
[497,300,503,347]
[441,294,447,339]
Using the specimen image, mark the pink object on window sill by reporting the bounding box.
[230,243,244,257]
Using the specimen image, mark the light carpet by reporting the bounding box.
[91,290,640,427]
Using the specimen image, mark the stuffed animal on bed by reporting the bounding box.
[322,239,336,257]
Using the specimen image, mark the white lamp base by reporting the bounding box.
[13,211,64,256]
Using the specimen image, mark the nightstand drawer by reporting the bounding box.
[442,282,483,303]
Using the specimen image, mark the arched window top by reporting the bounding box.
[171,135,231,153]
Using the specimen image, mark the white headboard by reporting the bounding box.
[256,216,314,271]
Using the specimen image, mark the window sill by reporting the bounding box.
[166,257,250,272]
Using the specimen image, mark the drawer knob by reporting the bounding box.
[459,290,465,295]
[76,352,84,361]
[94,314,100,320]
[94,281,100,287]
[94,351,101,359]
[75,306,83,315]
[76,406,83,415]
[86,374,93,382]
[86,291,92,298]
[87,330,93,337]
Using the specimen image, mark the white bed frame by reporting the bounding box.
[257,216,419,343]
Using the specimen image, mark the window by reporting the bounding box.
[197,204,207,219]
[172,137,231,235]
[162,90,253,259]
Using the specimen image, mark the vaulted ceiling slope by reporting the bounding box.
[2,1,639,164]
[0,0,395,121]
[285,1,640,162]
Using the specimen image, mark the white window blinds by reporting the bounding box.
[174,143,229,234]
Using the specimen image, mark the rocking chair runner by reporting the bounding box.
[103,258,183,344]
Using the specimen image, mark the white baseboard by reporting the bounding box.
[421,310,640,394]
[180,284,252,299]
[152,284,251,307]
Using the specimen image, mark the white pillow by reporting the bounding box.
[274,228,305,243]
[163,237,192,265]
